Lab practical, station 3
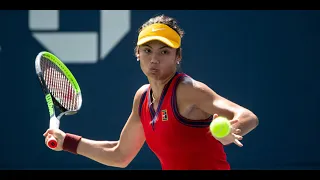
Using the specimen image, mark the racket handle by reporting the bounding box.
[47,136,58,149]
[47,116,60,149]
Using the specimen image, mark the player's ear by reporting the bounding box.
[135,46,140,61]
[176,48,182,64]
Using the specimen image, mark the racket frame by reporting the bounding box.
[35,51,82,148]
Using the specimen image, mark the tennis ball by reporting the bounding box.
[210,116,231,138]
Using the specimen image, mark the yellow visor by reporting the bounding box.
[137,23,181,48]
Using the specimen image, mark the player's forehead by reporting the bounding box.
[140,40,171,49]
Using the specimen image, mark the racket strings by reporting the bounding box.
[41,57,79,111]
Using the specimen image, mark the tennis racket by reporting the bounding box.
[35,51,82,149]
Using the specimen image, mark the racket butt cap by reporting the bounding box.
[47,136,58,149]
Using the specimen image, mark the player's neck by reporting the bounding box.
[149,72,176,101]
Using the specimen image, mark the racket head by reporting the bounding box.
[35,51,82,116]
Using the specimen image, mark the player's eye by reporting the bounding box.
[144,49,151,53]
[161,50,168,54]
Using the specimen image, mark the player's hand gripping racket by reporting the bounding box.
[35,51,82,149]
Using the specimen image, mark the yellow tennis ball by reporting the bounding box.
[210,116,231,138]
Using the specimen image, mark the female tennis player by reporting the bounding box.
[43,14,259,170]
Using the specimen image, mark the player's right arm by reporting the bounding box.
[43,84,148,168]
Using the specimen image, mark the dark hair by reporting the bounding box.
[135,14,185,71]
[137,14,185,38]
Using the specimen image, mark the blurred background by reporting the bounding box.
[1,10,319,170]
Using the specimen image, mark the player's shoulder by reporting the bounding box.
[177,73,207,92]
[133,84,149,101]
[137,84,149,94]
[177,73,196,88]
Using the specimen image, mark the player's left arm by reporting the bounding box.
[179,77,259,136]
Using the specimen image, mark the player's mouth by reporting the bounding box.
[149,67,159,72]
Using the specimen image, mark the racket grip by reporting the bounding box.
[47,116,60,148]
[47,136,58,149]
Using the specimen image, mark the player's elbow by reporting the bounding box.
[251,113,259,128]
[114,154,130,168]
[248,111,259,130]
[109,147,132,168]
[117,153,136,168]
[116,160,130,168]
[100,152,128,168]
[111,160,129,168]
[240,109,259,134]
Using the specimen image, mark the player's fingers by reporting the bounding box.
[43,130,48,136]
[232,133,243,140]
[213,114,219,119]
[43,129,54,137]
[229,119,239,125]
[231,127,236,133]
[234,128,241,134]
[44,134,51,144]
[234,139,243,147]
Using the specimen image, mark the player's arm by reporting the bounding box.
[76,85,148,168]
[178,78,259,136]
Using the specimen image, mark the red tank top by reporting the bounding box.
[139,72,230,170]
